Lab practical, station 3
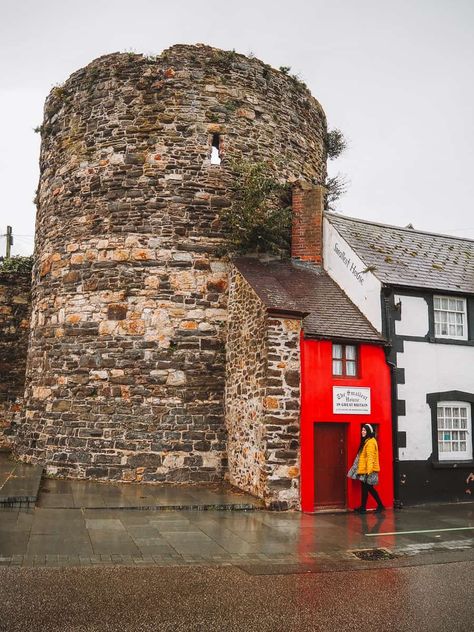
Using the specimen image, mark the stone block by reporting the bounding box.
[107,304,127,320]
[166,371,186,386]
[51,401,71,412]
[284,370,300,387]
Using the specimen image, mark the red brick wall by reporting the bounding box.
[291,183,324,264]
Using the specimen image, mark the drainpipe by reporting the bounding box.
[387,358,402,509]
[381,287,402,509]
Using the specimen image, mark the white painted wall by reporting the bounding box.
[397,341,474,460]
[323,218,382,332]
[394,295,429,337]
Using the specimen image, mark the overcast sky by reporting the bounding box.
[1,0,473,256]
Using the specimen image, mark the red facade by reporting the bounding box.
[300,336,393,512]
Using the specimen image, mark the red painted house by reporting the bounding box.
[225,183,394,511]
[301,338,393,511]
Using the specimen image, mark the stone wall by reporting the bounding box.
[0,272,31,446]
[225,267,268,497]
[264,317,301,509]
[226,267,302,509]
[16,44,325,483]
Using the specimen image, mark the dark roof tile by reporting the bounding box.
[233,257,385,344]
[326,213,474,293]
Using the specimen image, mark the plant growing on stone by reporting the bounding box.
[212,49,237,70]
[326,128,347,160]
[51,83,67,100]
[0,255,34,273]
[278,66,307,91]
[290,73,307,91]
[46,83,71,118]
[224,99,241,113]
[220,161,291,256]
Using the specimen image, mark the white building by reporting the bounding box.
[324,212,474,505]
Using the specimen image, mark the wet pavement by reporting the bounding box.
[37,476,262,510]
[0,451,262,511]
[1,501,473,569]
[0,451,473,570]
[0,451,43,507]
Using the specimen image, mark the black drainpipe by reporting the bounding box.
[381,287,402,509]
[387,358,402,509]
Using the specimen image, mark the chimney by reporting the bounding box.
[291,181,325,264]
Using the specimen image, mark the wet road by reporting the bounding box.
[0,561,473,631]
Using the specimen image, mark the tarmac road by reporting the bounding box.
[1,561,473,632]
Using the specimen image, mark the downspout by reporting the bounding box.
[387,357,402,509]
[381,286,402,509]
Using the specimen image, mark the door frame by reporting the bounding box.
[313,421,348,510]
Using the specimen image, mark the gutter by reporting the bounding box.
[266,307,310,320]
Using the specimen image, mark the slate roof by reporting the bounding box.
[233,257,385,344]
[326,212,474,294]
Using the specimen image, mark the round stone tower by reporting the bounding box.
[16,44,327,482]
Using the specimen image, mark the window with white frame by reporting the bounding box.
[437,402,472,461]
[433,296,467,340]
[332,344,358,377]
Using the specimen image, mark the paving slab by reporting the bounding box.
[0,532,30,556]
[88,533,141,556]
[26,534,93,557]
[38,476,263,511]
[0,452,43,507]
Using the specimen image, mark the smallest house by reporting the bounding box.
[225,184,393,511]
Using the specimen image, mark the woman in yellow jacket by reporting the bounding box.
[352,424,385,513]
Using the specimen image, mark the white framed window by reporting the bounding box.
[437,402,472,461]
[433,296,467,340]
[332,344,358,377]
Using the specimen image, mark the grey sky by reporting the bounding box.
[1,0,473,256]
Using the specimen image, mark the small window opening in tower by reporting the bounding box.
[210,133,221,165]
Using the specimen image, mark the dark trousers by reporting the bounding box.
[361,481,383,509]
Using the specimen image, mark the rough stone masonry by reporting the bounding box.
[225,266,302,508]
[13,44,327,484]
[0,271,31,446]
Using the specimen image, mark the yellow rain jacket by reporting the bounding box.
[357,437,380,475]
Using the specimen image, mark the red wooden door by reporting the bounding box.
[314,423,347,509]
